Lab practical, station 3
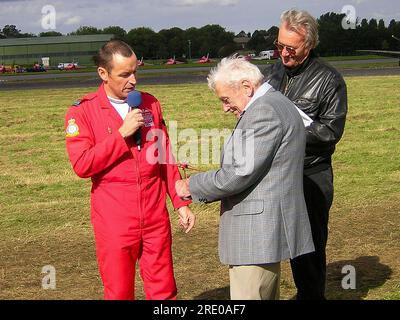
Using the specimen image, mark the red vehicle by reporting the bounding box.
[64,63,77,70]
[137,57,144,67]
[237,54,253,61]
[165,56,185,65]
[58,62,78,70]
[197,53,212,63]
[26,63,46,72]
[0,65,13,73]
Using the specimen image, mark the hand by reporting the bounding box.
[118,109,144,138]
[175,178,191,200]
[177,206,195,233]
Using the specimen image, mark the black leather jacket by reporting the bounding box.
[263,51,347,175]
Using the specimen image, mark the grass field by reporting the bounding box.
[0,75,399,300]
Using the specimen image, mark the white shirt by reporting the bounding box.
[243,82,313,127]
[108,96,130,120]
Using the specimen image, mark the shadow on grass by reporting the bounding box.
[194,286,230,300]
[326,256,392,300]
[193,256,392,300]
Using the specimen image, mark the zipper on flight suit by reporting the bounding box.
[135,150,144,229]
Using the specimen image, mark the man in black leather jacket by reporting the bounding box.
[263,9,347,299]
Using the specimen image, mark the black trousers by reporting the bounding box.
[290,166,334,300]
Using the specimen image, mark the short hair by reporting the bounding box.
[280,9,319,49]
[93,40,135,72]
[207,55,264,91]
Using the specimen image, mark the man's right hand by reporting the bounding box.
[118,109,144,138]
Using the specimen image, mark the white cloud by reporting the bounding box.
[64,16,82,26]
[171,0,239,6]
[1,0,399,35]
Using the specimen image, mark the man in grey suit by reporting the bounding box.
[175,56,314,300]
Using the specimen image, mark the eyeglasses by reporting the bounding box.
[274,39,300,57]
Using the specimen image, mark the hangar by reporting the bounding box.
[0,34,113,67]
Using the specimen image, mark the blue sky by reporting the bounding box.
[0,0,399,34]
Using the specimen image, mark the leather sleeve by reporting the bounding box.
[305,75,347,154]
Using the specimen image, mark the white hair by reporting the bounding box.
[281,9,319,49]
[207,55,264,91]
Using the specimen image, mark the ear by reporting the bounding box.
[241,79,254,97]
[97,67,109,82]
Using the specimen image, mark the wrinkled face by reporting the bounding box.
[98,53,138,100]
[276,22,311,68]
[215,81,252,119]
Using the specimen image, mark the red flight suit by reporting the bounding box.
[65,84,190,300]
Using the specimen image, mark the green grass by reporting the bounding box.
[322,55,395,61]
[334,62,398,69]
[0,76,399,300]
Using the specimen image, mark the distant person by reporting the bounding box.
[176,56,314,300]
[263,9,348,299]
[65,40,195,300]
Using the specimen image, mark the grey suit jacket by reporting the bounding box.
[189,85,314,265]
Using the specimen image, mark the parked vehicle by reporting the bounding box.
[196,53,213,63]
[0,64,13,73]
[252,50,279,60]
[58,62,78,70]
[26,63,46,72]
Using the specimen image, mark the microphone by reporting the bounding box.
[127,90,142,151]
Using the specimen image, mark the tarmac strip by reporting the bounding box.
[1,67,399,91]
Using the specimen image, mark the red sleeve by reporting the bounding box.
[65,106,130,178]
[155,102,191,209]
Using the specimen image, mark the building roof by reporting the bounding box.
[234,37,251,44]
[235,31,249,38]
[0,34,114,47]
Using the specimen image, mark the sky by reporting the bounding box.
[0,0,399,35]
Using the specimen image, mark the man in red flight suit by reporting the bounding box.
[65,40,195,300]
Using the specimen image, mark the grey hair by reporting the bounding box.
[281,9,319,49]
[207,55,264,91]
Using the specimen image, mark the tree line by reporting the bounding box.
[1,12,400,58]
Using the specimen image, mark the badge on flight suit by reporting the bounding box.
[143,110,154,127]
[66,119,80,137]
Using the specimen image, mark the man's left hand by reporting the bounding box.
[177,206,195,233]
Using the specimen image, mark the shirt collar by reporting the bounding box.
[107,96,127,105]
[241,82,272,115]
[284,50,316,78]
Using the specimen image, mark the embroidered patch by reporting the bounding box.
[66,119,80,137]
[143,109,154,127]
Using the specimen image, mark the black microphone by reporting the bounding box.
[127,90,142,151]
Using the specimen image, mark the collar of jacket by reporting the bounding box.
[97,83,121,110]
[284,50,317,78]
[95,83,126,125]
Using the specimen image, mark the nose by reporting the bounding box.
[222,103,231,113]
[281,47,291,57]
[128,73,137,85]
